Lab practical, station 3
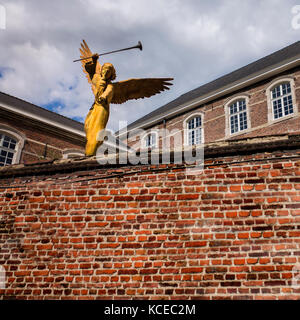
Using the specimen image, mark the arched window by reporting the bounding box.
[270,82,294,120]
[266,77,297,123]
[184,114,203,146]
[0,134,17,166]
[143,132,158,149]
[0,125,25,166]
[225,95,250,137]
[229,99,248,134]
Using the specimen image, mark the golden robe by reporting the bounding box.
[84,62,111,156]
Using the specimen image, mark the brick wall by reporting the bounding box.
[0,135,300,300]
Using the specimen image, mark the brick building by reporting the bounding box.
[0,91,85,166]
[1,41,300,300]
[117,41,300,151]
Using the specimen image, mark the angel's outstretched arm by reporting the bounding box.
[97,84,114,106]
[85,54,99,81]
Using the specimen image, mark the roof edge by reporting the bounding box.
[116,44,300,137]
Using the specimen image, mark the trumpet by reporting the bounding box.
[73,41,143,62]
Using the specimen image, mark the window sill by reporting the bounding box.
[268,112,297,125]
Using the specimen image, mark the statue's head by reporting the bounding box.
[101,63,116,81]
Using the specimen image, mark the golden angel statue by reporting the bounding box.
[78,40,173,156]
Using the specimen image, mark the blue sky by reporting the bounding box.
[0,0,299,131]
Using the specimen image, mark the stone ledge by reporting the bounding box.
[1,133,300,178]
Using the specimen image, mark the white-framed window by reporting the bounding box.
[184,113,204,146]
[266,77,297,123]
[271,82,294,120]
[143,132,158,149]
[0,134,17,166]
[224,95,251,138]
[229,99,248,134]
[0,125,25,166]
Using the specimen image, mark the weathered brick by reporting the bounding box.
[1,145,300,301]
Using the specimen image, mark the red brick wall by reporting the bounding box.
[0,140,300,300]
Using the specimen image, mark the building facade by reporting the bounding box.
[0,92,85,166]
[117,41,300,151]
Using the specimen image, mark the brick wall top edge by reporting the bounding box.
[0,134,299,178]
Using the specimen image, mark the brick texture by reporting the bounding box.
[0,148,300,300]
[125,67,300,149]
[0,116,85,164]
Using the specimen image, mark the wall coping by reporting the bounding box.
[1,133,300,178]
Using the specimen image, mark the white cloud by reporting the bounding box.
[0,0,299,132]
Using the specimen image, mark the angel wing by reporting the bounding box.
[79,40,101,89]
[111,78,173,104]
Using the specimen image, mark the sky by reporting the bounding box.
[0,0,299,132]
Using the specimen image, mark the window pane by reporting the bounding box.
[188,128,202,146]
[230,102,238,115]
[195,116,201,128]
[0,146,15,166]
[283,95,293,116]
[187,116,202,145]
[272,86,281,99]
[188,119,194,130]
[146,135,151,147]
[273,99,283,119]
[0,156,5,166]
[230,115,238,134]
[282,83,291,95]
[1,135,17,150]
[188,130,194,146]
[151,134,156,147]
[145,133,156,148]
[239,112,247,131]
[238,100,246,112]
